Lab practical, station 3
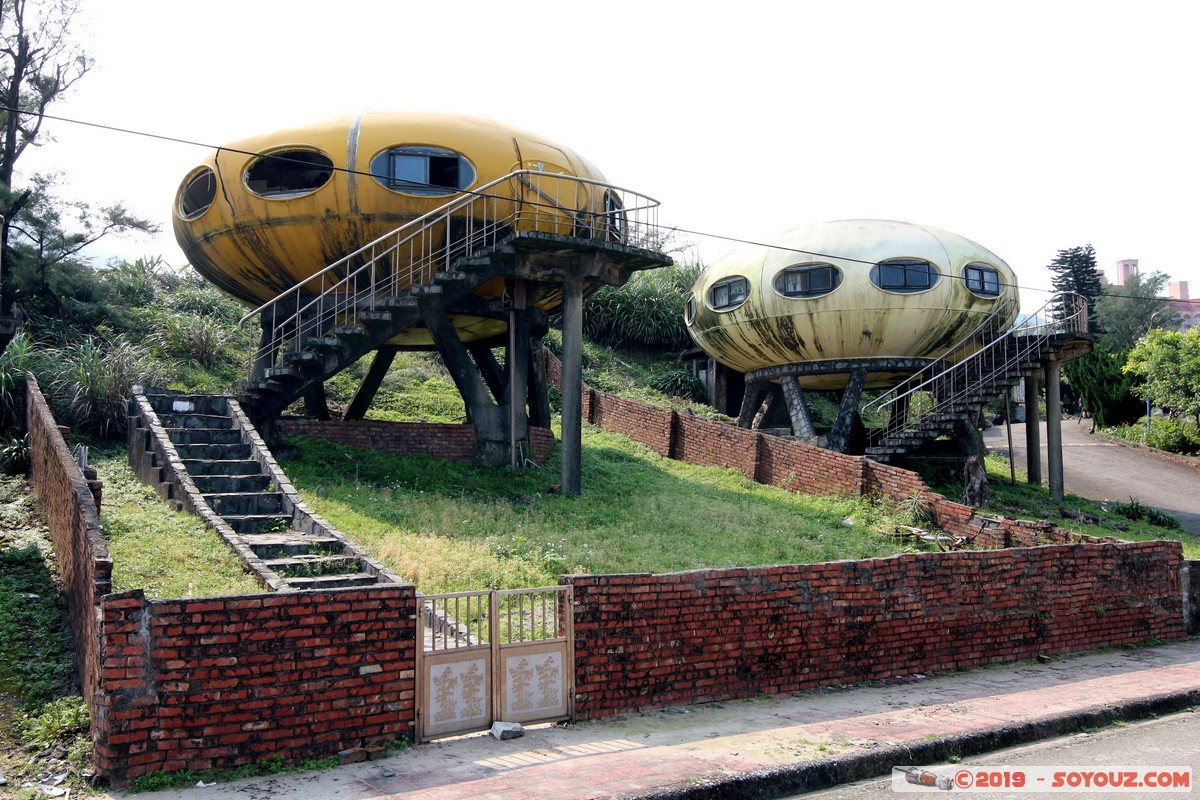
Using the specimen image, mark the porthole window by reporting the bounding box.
[774,263,843,298]
[244,149,334,198]
[684,294,697,325]
[963,262,1002,297]
[870,258,939,294]
[370,146,476,196]
[709,276,749,311]
[178,167,216,219]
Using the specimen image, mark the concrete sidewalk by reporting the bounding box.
[123,637,1200,800]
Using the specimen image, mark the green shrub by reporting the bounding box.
[578,262,701,351]
[1,434,30,475]
[1143,417,1200,455]
[39,336,163,438]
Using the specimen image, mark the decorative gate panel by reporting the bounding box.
[417,586,573,741]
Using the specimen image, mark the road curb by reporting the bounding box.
[630,690,1200,800]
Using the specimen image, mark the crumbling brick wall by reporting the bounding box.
[93,586,417,786]
[280,420,555,466]
[566,541,1186,719]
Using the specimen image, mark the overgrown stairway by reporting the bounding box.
[129,389,401,591]
[863,293,1093,463]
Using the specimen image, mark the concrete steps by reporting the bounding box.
[130,389,397,591]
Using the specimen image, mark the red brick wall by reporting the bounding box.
[25,378,113,735]
[280,420,556,466]
[545,351,1117,550]
[757,433,865,497]
[588,393,674,457]
[671,414,760,478]
[94,586,417,786]
[565,541,1186,719]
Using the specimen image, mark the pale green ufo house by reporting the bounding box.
[684,219,1020,454]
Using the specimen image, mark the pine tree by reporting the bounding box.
[1046,244,1104,325]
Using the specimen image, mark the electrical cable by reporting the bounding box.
[5,103,1198,311]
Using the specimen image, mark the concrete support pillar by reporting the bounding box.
[736,382,768,429]
[779,375,816,438]
[828,367,868,454]
[1023,371,1042,486]
[560,278,584,496]
[508,283,531,469]
[1045,359,1064,501]
[343,347,398,421]
[253,310,278,380]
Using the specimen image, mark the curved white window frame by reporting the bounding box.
[773,263,843,299]
[369,145,476,196]
[963,263,1003,297]
[708,276,750,311]
[244,149,334,199]
[178,167,217,219]
[870,258,940,294]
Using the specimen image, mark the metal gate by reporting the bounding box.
[416,586,574,741]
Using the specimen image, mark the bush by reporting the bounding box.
[0,333,35,433]
[579,262,701,351]
[39,336,163,438]
[1143,417,1200,455]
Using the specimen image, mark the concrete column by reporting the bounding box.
[343,347,398,421]
[1045,359,1064,500]
[828,367,868,453]
[779,375,816,438]
[560,278,584,496]
[1023,371,1042,486]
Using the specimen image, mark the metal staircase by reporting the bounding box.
[236,170,667,423]
[862,292,1092,462]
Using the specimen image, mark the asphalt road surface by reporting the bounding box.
[801,710,1200,799]
[981,418,1200,536]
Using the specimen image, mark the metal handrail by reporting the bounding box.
[863,292,1089,444]
[238,170,662,376]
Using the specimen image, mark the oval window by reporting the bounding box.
[870,258,939,294]
[708,276,750,311]
[684,293,697,325]
[244,149,334,198]
[178,167,217,219]
[370,146,476,196]
[774,262,843,298]
[963,262,1002,297]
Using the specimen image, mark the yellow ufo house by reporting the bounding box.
[685,219,1019,451]
[173,112,669,478]
[173,111,622,348]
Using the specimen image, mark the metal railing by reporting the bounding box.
[862,292,1090,445]
[420,587,571,652]
[237,170,662,377]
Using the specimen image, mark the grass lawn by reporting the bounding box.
[90,444,262,598]
[280,424,928,594]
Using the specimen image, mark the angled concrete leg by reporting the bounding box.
[343,347,398,421]
[737,382,769,429]
[828,368,867,453]
[780,375,816,438]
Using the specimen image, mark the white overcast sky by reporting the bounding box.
[19,0,1199,313]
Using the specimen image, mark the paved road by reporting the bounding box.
[801,710,1200,799]
[982,418,1200,536]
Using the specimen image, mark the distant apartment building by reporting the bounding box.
[1168,281,1199,332]
[1108,258,1197,333]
